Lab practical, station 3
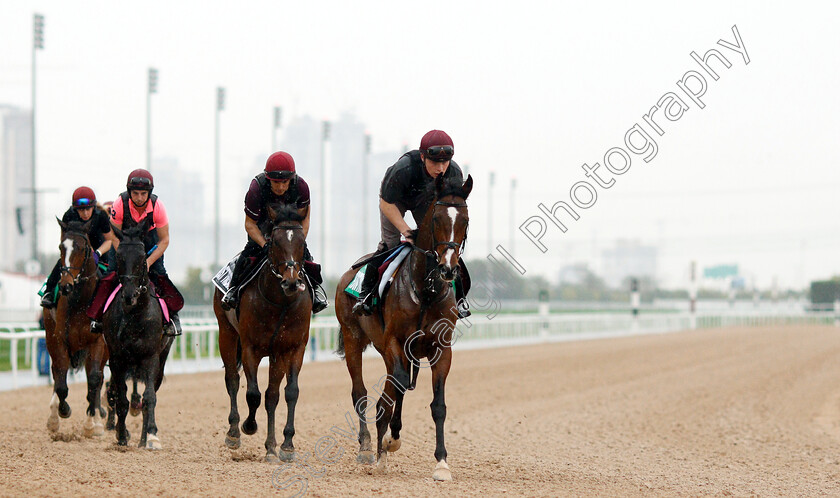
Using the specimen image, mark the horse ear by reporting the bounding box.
[461,175,473,199]
[111,223,124,241]
[434,174,446,194]
[137,215,152,234]
[267,204,279,223]
[57,217,68,232]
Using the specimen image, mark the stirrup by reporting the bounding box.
[352,294,375,316]
[220,288,238,311]
[311,285,328,314]
[456,299,471,319]
[41,293,57,309]
[162,321,181,337]
[90,320,103,334]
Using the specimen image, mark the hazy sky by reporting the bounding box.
[2,1,839,289]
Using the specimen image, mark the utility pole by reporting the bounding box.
[214,87,225,269]
[31,13,44,262]
[320,121,331,269]
[362,133,371,253]
[272,106,282,151]
[146,68,158,171]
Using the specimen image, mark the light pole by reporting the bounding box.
[31,13,44,262]
[362,133,371,253]
[272,106,282,151]
[509,177,516,253]
[320,120,330,269]
[146,68,158,171]
[214,87,225,269]
[488,171,495,254]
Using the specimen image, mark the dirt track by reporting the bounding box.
[2,325,840,496]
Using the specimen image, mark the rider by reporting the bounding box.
[87,169,183,336]
[352,129,471,318]
[40,187,114,308]
[220,151,328,313]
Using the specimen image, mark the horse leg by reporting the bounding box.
[430,351,453,481]
[240,346,262,436]
[219,322,242,449]
[140,356,162,450]
[83,343,106,437]
[104,380,116,431]
[373,347,410,474]
[263,356,285,463]
[112,366,130,446]
[130,378,142,417]
[47,353,70,433]
[279,346,305,462]
[384,358,408,453]
[343,328,374,464]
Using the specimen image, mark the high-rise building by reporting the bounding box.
[601,239,658,288]
[0,106,33,271]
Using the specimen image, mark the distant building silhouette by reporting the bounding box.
[601,239,658,288]
[0,106,32,271]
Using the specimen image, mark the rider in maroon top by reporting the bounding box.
[220,151,327,313]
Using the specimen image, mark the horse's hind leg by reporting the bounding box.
[262,356,285,463]
[104,381,116,431]
[240,346,262,436]
[218,320,242,449]
[130,378,142,417]
[430,351,453,481]
[373,346,410,474]
[83,341,107,437]
[278,346,305,462]
[342,327,374,464]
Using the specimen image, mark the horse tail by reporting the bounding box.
[335,327,345,360]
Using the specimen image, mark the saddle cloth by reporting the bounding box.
[103,283,170,322]
[344,245,411,303]
[212,253,267,294]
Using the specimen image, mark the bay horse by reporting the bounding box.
[103,217,174,448]
[214,204,312,462]
[44,218,109,437]
[335,174,472,481]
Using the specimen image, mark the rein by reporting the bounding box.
[59,233,95,287]
[266,225,304,279]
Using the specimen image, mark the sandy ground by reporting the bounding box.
[2,325,840,497]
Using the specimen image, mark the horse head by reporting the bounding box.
[424,174,473,282]
[113,217,151,308]
[56,217,95,296]
[265,203,307,296]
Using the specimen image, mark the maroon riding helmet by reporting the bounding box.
[126,169,154,193]
[420,130,454,163]
[265,151,296,181]
[72,186,97,209]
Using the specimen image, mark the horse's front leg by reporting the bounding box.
[83,341,106,437]
[279,346,306,462]
[139,356,161,450]
[263,356,285,463]
[111,366,130,446]
[430,349,453,481]
[374,345,411,475]
[130,378,142,417]
[219,322,242,449]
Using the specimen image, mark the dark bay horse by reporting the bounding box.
[214,204,312,462]
[103,217,174,448]
[44,218,109,437]
[335,174,472,481]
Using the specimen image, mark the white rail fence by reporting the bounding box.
[1,311,837,390]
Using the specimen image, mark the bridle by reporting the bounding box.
[59,232,95,287]
[117,241,149,294]
[417,200,469,260]
[266,224,304,279]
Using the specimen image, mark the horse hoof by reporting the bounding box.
[433,460,452,481]
[145,434,162,450]
[383,434,401,453]
[264,453,280,463]
[58,403,72,419]
[357,451,376,465]
[241,420,257,435]
[224,436,241,449]
[373,452,388,475]
[93,424,105,437]
[129,405,142,417]
[279,449,295,462]
[105,419,115,431]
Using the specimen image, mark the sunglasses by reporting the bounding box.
[128,177,152,187]
[425,145,454,161]
[265,170,295,181]
[74,198,94,208]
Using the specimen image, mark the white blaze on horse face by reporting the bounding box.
[444,207,458,267]
[62,239,75,269]
[287,230,293,242]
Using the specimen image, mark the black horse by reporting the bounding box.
[103,217,174,448]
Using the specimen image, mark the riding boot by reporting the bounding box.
[455,275,471,319]
[40,262,61,309]
[220,253,249,311]
[90,319,103,334]
[352,264,378,316]
[163,313,181,337]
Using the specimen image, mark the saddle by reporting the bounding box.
[344,244,412,309]
[213,253,323,311]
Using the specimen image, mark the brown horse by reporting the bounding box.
[214,204,313,462]
[335,174,472,481]
[44,218,109,437]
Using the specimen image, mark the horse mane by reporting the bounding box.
[268,203,306,224]
[429,174,471,202]
[121,223,147,241]
[63,220,91,235]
